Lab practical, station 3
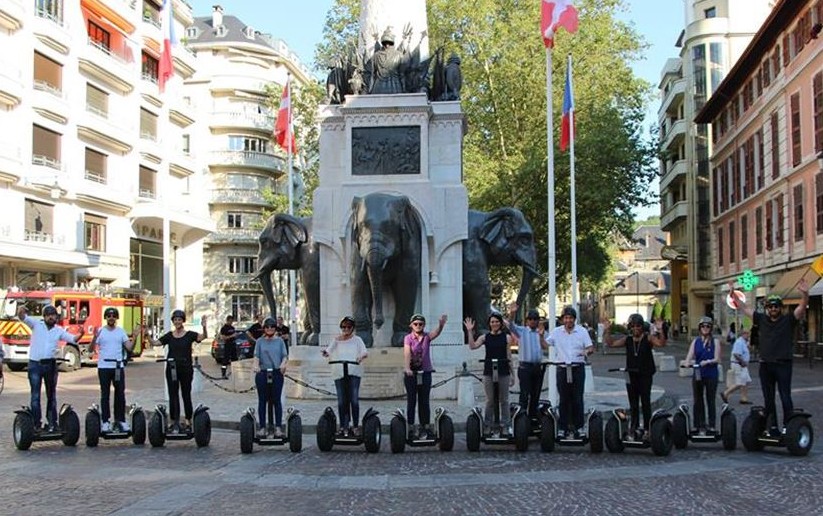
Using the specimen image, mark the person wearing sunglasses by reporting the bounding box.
[322,316,368,436]
[684,315,721,435]
[403,313,447,439]
[504,303,548,424]
[252,317,288,438]
[728,278,809,436]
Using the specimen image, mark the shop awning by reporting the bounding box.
[771,266,817,303]
[809,278,823,297]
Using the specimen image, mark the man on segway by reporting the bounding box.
[505,303,548,428]
[88,308,137,433]
[546,306,593,438]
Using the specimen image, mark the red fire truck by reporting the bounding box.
[0,288,145,372]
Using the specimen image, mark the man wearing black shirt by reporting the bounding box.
[275,315,290,351]
[219,315,237,379]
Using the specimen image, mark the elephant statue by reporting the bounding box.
[350,193,422,347]
[463,208,539,334]
[255,213,320,346]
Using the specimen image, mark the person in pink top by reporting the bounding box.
[403,313,447,439]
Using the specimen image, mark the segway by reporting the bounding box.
[466,358,529,452]
[539,362,603,453]
[148,357,211,448]
[671,364,736,450]
[239,367,302,453]
[741,406,813,456]
[604,367,673,456]
[389,370,454,453]
[316,360,381,453]
[13,358,80,450]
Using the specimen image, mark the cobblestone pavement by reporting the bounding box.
[1,339,823,515]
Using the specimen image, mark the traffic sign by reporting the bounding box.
[727,290,746,310]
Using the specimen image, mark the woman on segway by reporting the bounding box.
[322,316,368,436]
[252,317,288,438]
[603,313,666,440]
[464,313,515,436]
[88,308,137,432]
[685,316,722,435]
[403,313,447,439]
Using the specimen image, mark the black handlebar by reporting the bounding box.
[608,367,639,373]
[156,358,176,363]
[328,360,359,365]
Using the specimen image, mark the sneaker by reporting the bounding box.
[352,426,361,437]
[336,427,346,437]
[119,421,130,433]
[257,427,267,438]
[101,421,112,433]
[274,426,284,438]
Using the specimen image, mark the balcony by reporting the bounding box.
[32,8,72,54]
[84,169,107,184]
[74,178,133,210]
[661,200,688,232]
[169,97,196,127]
[209,111,275,133]
[141,12,162,41]
[0,142,23,182]
[0,59,23,108]
[659,159,686,193]
[31,155,64,178]
[77,106,134,154]
[138,133,162,163]
[32,81,70,124]
[211,188,270,207]
[138,188,156,200]
[139,73,162,107]
[209,150,283,173]
[173,45,197,78]
[660,119,686,152]
[78,37,135,94]
[205,228,260,244]
[0,0,25,31]
[658,78,685,118]
[169,152,197,177]
[24,230,66,246]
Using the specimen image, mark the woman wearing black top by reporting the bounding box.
[147,310,207,432]
[603,314,666,440]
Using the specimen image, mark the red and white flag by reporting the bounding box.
[158,0,175,92]
[541,0,579,49]
[274,80,297,154]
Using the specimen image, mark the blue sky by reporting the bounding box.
[189,0,684,218]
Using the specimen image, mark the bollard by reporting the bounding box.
[584,363,595,393]
[192,356,203,394]
[457,362,476,408]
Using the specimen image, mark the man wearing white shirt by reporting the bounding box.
[546,306,593,437]
[89,307,136,432]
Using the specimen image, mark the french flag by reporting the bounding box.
[541,0,579,49]
[560,57,574,152]
[158,0,175,92]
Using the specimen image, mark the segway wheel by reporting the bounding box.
[466,414,481,452]
[363,415,381,453]
[650,418,672,456]
[132,410,147,446]
[741,412,765,452]
[589,413,604,454]
[239,414,255,454]
[720,411,737,451]
[148,411,165,448]
[62,409,80,447]
[288,414,302,453]
[85,411,101,447]
[785,417,814,457]
[605,416,624,453]
[316,415,334,452]
[514,413,529,452]
[438,415,455,452]
[389,416,406,454]
[13,413,34,451]
[672,412,688,450]
[194,411,211,448]
[540,414,555,453]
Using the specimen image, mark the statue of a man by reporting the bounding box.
[364,27,408,94]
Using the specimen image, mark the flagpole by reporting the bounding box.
[568,53,578,313]
[286,75,297,346]
[546,47,558,407]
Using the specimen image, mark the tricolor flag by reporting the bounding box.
[274,80,298,154]
[158,0,175,92]
[560,58,574,151]
[541,0,579,49]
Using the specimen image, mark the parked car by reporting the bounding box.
[211,327,255,364]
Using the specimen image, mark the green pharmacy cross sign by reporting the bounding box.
[738,269,760,291]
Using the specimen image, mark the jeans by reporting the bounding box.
[518,363,544,418]
[98,368,126,423]
[626,373,653,429]
[760,361,793,427]
[255,370,284,428]
[28,360,58,428]
[334,376,361,428]
[166,363,194,421]
[482,375,510,429]
[403,371,432,426]
[692,377,718,429]
[556,366,585,432]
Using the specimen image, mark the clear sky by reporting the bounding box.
[188,0,685,220]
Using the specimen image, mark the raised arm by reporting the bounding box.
[795,277,810,321]
[195,315,208,343]
[463,317,484,350]
[649,318,667,348]
[727,280,754,318]
[429,314,448,341]
[601,317,626,348]
[504,302,522,338]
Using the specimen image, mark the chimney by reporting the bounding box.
[212,5,223,28]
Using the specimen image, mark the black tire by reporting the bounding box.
[605,416,624,453]
[61,409,80,446]
[466,414,481,452]
[240,415,255,454]
[389,416,406,454]
[132,410,147,445]
[650,418,672,456]
[8,363,26,372]
[589,413,604,454]
[148,411,165,448]
[721,411,737,451]
[85,411,100,447]
[60,346,81,372]
[514,414,529,452]
[785,417,814,457]
[316,415,334,452]
[13,413,34,450]
[672,412,689,450]
[0,369,5,395]
[540,414,555,453]
[741,413,765,452]
[438,415,455,452]
[288,415,302,453]
[194,411,211,448]
[363,415,381,453]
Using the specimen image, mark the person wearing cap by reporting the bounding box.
[18,304,85,432]
[545,306,593,438]
[146,310,207,433]
[322,316,368,436]
[403,313,447,439]
[88,308,138,432]
[505,303,548,423]
[684,315,722,434]
[729,278,809,435]
[722,327,752,405]
[252,317,288,438]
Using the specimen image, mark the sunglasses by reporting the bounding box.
[767,304,781,309]
[263,325,277,329]
[340,325,353,330]
[411,322,424,326]
[699,324,712,328]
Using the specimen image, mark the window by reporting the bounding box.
[772,48,781,77]
[228,135,268,153]
[87,20,110,51]
[227,212,243,228]
[215,25,227,37]
[33,52,62,93]
[717,227,724,267]
[35,0,63,24]
[692,45,707,110]
[230,295,260,322]
[704,7,716,18]
[817,172,823,234]
[755,206,763,254]
[181,134,191,155]
[741,214,748,260]
[32,124,61,168]
[731,150,740,205]
[744,137,754,199]
[815,72,823,154]
[794,184,805,241]
[84,214,106,252]
[720,158,729,212]
[141,52,159,83]
[782,35,790,67]
[791,93,801,167]
[771,112,780,179]
[139,166,156,198]
[228,256,257,274]
[766,201,773,251]
[762,59,771,88]
[728,221,735,264]
[775,195,785,247]
[84,148,106,184]
[185,27,199,39]
[756,129,765,190]
[712,166,720,217]
[86,83,108,117]
[24,200,54,243]
[140,108,158,140]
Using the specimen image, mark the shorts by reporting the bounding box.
[730,363,751,386]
